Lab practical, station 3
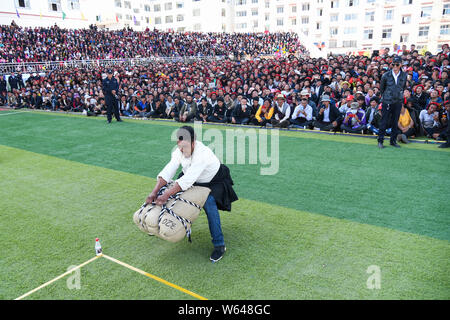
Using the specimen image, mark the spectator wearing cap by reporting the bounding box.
[437,100,449,148]
[341,102,367,134]
[208,97,227,123]
[300,89,318,118]
[231,97,251,125]
[377,56,407,148]
[290,95,313,129]
[270,94,291,128]
[252,98,274,127]
[313,95,342,131]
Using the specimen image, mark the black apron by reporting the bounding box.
[178,164,238,211]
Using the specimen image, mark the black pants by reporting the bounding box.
[106,96,121,122]
[378,102,401,144]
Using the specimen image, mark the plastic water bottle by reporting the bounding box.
[95,238,102,255]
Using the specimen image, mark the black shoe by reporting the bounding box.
[117,119,123,122]
[438,142,450,148]
[378,142,385,149]
[210,246,226,263]
[390,142,401,148]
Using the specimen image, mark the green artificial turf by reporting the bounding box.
[0,111,449,300]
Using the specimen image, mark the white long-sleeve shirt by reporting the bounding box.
[419,110,439,128]
[157,140,220,191]
[292,104,313,121]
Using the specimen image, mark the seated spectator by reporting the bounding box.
[149,99,166,118]
[252,98,274,126]
[339,95,354,116]
[419,102,441,139]
[196,97,213,122]
[171,96,184,121]
[118,95,132,117]
[290,96,313,129]
[29,92,43,109]
[208,97,227,123]
[271,94,291,128]
[313,95,342,131]
[178,94,197,123]
[164,95,175,119]
[133,96,149,117]
[231,97,252,125]
[367,104,392,136]
[438,100,449,148]
[341,102,367,134]
[397,105,415,143]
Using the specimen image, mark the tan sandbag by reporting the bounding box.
[133,184,211,242]
[142,205,162,235]
[157,212,190,243]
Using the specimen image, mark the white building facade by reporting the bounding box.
[1,0,449,54]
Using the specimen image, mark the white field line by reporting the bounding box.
[0,111,29,116]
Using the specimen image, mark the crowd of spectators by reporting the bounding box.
[1,22,449,144]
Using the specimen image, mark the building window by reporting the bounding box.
[382,28,392,39]
[251,8,258,16]
[154,4,161,11]
[302,3,310,11]
[116,13,122,20]
[236,23,247,29]
[440,24,449,35]
[418,26,429,37]
[165,15,173,23]
[66,0,80,10]
[236,0,246,5]
[277,6,284,14]
[124,1,131,9]
[384,9,393,20]
[144,5,150,12]
[363,29,373,39]
[344,13,357,20]
[292,5,297,13]
[194,23,202,31]
[236,11,247,17]
[330,27,338,36]
[301,16,309,24]
[155,17,161,24]
[444,4,450,15]
[177,14,184,21]
[403,0,412,4]
[221,9,226,17]
[17,0,31,8]
[193,8,200,16]
[265,1,269,8]
[291,18,297,25]
[344,26,356,34]
[348,0,358,6]
[318,8,323,16]
[343,40,357,47]
[329,40,337,48]
[252,0,258,3]
[277,18,284,26]
[133,8,140,14]
[165,3,172,10]
[331,1,339,9]
[114,0,121,8]
[317,22,322,30]
[265,13,269,21]
[365,11,374,22]
[177,2,184,9]
[400,34,409,43]
[48,0,62,12]
[330,14,338,22]
[420,6,432,17]
[253,20,258,27]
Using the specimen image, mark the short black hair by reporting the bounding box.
[177,126,195,143]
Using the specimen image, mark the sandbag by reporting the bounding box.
[133,184,211,242]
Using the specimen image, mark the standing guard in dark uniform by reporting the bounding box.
[102,69,122,123]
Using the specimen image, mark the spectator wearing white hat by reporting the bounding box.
[313,95,342,131]
[270,94,291,128]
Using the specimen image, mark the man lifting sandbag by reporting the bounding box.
[142,125,238,263]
